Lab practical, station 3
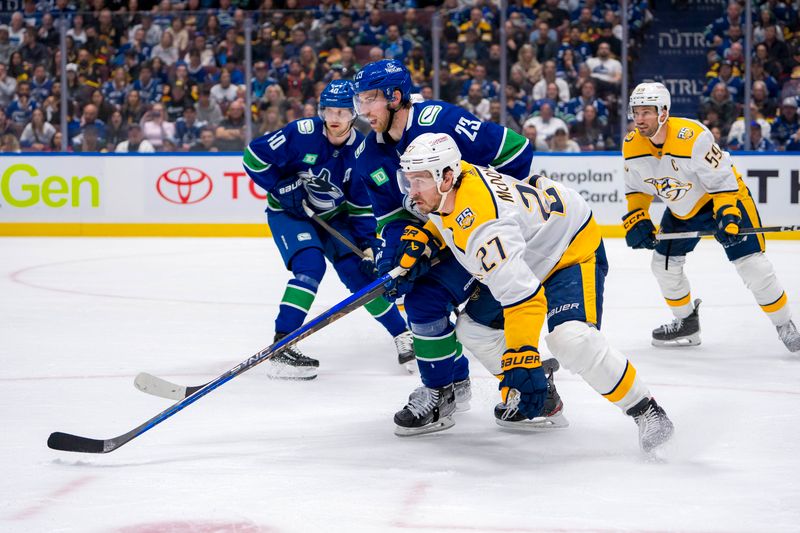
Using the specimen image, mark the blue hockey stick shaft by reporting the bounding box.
[47,265,406,454]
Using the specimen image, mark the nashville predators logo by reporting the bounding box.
[677,127,694,140]
[645,177,693,202]
[624,131,636,142]
[455,207,476,229]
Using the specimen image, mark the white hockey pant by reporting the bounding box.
[545,321,650,412]
[455,313,504,375]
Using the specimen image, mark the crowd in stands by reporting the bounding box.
[0,0,797,154]
[698,0,800,151]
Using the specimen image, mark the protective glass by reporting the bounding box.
[353,90,385,115]
[397,169,438,196]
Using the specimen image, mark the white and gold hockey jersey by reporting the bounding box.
[623,116,747,219]
[424,162,602,358]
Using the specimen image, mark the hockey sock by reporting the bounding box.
[275,249,325,334]
[734,252,792,326]
[365,297,408,337]
[651,252,694,319]
[410,319,467,389]
[334,254,407,336]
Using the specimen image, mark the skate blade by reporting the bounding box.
[394,416,455,437]
[495,412,570,431]
[651,333,701,347]
[264,361,318,380]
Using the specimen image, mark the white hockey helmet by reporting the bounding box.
[398,132,462,189]
[628,82,671,120]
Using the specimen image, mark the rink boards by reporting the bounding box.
[0,152,798,237]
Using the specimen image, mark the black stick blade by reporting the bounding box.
[48,432,107,453]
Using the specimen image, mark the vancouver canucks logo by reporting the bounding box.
[455,207,476,230]
[644,177,693,202]
[299,168,344,210]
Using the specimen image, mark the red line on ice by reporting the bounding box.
[9,475,95,520]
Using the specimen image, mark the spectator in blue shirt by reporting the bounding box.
[771,97,800,149]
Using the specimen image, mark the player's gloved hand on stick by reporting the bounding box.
[498,349,548,419]
[272,178,308,218]
[714,204,744,246]
[359,238,382,278]
[376,225,437,300]
[622,208,657,249]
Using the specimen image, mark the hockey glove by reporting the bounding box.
[714,204,744,246]
[396,225,439,272]
[622,208,657,250]
[358,239,381,279]
[272,178,308,218]
[498,348,548,419]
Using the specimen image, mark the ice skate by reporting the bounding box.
[394,384,456,436]
[454,378,472,412]
[777,320,800,353]
[393,330,417,373]
[627,397,674,453]
[264,333,320,380]
[495,358,569,431]
[652,299,701,347]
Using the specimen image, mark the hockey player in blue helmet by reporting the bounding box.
[352,60,565,435]
[242,79,416,380]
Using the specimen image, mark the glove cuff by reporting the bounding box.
[622,208,651,231]
[501,346,542,371]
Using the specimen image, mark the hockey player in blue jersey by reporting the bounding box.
[352,60,564,435]
[242,79,415,380]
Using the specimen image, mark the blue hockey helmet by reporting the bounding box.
[318,79,356,124]
[352,59,412,110]
[319,79,355,109]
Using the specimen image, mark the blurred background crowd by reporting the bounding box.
[0,0,799,154]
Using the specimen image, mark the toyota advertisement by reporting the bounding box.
[0,154,798,236]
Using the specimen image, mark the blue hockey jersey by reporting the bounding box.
[354,100,535,240]
[243,117,375,239]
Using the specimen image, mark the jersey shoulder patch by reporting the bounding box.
[415,102,444,126]
[665,117,705,158]
[443,165,500,251]
[622,131,652,160]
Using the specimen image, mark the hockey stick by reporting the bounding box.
[303,202,367,259]
[47,265,407,454]
[656,225,800,241]
[134,206,385,401]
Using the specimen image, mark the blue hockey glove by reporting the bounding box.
[499,349,548,419]
[358,239,381,279]
[714,204,744,246]
[272,178,308,218]
[622,208,657,250]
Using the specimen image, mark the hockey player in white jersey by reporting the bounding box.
[394,132,674,453]
[623,82,800,352]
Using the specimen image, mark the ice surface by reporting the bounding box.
[1,237,799,532]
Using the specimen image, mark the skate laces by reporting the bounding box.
[407,387,439,418]
[636,404,664,439]
[661,318,684,334]
[499,389,521,420]
[394,331,414,353]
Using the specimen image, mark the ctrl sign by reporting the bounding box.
[0,163,100,208]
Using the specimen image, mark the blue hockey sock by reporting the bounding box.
[275,249,325,334]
